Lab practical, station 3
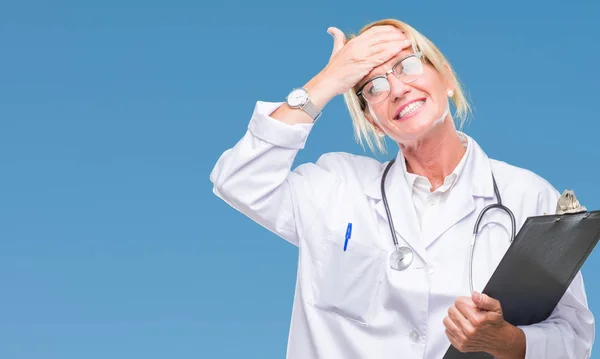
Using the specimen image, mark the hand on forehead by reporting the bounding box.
[365,24,408,40]
[357,26,414,88]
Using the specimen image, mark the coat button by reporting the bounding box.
[409,330,420,342]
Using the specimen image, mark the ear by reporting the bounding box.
[442,63,455,95]
[442,62,453,76]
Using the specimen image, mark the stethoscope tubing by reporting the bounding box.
[380,158,517,293]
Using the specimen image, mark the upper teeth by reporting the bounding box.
[399,101,424,118]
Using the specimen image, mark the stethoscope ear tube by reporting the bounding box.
[381,159,399,247]
[381,159,416,271]
[472,203,516,243]
[473,174,517,243]
[469,177,517,292]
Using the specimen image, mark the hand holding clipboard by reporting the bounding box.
[443,190,600,359]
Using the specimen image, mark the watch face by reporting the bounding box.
[287,88,308,107]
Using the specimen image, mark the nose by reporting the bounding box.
[387,74,411,103]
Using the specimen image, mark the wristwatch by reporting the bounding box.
[286,87,322,122]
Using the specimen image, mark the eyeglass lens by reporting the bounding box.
[361,55,423,104]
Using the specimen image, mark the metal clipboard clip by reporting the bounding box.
[554,189,588,221]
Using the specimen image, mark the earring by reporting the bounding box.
[447,90,454,97]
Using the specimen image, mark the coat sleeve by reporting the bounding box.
[209,101,339,246]
[516,184,595,358]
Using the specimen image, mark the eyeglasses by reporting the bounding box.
[356,52,425,106]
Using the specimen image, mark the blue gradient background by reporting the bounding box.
[1,1,599,358]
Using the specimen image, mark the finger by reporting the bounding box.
[472,292,502,313]
[359,40,411,68]
[445,329,466,352]
[361,24,406,38]
[327,27,346,57]
[443,315,464,339]
[443,318,468,353]
[454,296,480,325]
[366,29,408,46]
[448,306,476,337]
[369,39,412,57]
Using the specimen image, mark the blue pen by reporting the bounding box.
[344,223,352,251]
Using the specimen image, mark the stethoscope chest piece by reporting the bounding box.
[390,246,414,271]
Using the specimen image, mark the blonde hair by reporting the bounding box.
[342,19,472,154]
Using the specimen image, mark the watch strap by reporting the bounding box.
[301,99,322,122]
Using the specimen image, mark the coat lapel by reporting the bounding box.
[424,134,496,248]
[423,180,475,248]
[364,153,427,264]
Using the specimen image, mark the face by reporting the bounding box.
[357,40,453,144]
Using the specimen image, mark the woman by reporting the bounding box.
[210,19,594,358]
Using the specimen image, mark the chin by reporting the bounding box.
[392,114,444,143]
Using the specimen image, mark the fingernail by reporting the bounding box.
[473,292,481,301]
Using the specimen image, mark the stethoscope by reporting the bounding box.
[380,158,517,293]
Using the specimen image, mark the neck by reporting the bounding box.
[399,126,466,192]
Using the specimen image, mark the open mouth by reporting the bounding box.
[394,99,426,120]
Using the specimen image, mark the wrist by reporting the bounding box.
[490,323,526,359]
[303,73,338,110]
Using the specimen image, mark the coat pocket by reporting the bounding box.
[308,237,386,325]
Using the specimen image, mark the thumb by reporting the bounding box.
[327,27,346,57]
[472,292,501,312]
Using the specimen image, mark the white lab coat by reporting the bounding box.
[210,101,595,359]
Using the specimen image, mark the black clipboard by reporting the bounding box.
[442,210,600,359]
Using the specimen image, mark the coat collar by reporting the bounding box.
[363,132,496,261]
[364,133,496,200]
